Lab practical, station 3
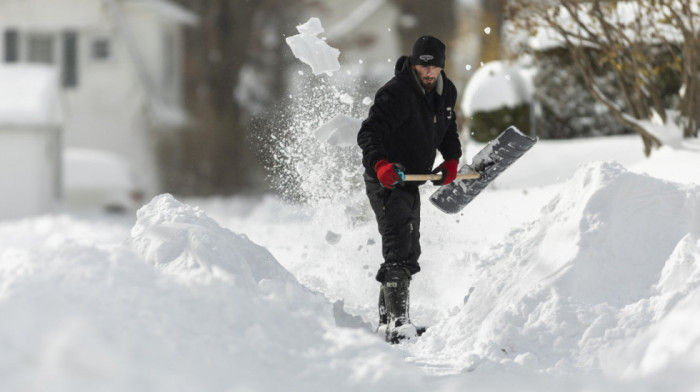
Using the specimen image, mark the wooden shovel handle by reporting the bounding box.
[404,172,480,182]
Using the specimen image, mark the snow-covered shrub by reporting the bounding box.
[532,45,682,140]
[470,103,531,143]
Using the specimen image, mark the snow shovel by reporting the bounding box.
[406,126,538,214]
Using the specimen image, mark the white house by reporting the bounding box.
[0,65,62,220]
[0,0,196,202]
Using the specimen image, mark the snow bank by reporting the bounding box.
[0,194,420,391]
[127,194,299,290]
[286,17,341,76]
[413,162,700,386]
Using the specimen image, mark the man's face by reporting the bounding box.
[412,65,442,91]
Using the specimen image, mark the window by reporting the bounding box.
[92,38,110,61]
[27,34,54,64]
[4,29,19,62]
[3,29,80,88]
[62,31,78,88]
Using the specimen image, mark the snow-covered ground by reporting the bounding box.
[2,16,700,389]
[1,133,699,391]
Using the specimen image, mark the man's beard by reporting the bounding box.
[420,76,437,91]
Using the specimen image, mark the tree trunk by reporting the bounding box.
[479,0,506,62]
[681,32,700,138]
[165,0,298,195]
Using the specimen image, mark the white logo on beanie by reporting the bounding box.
[419,54,434,62]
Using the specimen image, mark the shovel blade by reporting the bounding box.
[429,126,537,214]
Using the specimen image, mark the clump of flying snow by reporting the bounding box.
[273,16,376,215]
[285,17,340,76]
[255,77,366,210]
[313,113,362,148]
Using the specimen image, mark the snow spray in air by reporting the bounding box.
[253,17,377,223]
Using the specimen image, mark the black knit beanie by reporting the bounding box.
[410,35,446,68]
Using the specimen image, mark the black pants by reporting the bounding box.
[365,175,422,282]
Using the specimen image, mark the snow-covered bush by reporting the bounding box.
[470,104,530,143]
[532,44,683,139]
[533,49,629,139]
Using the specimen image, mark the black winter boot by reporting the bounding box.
[377,285,388,335]
[382,265,417,343]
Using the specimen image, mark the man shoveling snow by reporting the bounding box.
[357,36,537,344]
[357,36,462,343]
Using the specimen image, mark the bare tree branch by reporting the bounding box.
[507,0,700,155]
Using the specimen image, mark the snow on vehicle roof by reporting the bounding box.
[63,148,137,190]
[128,0,198,25]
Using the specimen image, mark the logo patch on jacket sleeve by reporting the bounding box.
[446,107,453,119]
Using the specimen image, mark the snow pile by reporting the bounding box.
[127,194,299,289]
[286,17,340,76]
[3,137,700,390]
[0,194,421,391]
[412,161,700,385]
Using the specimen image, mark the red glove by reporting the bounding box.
[432,159,459,185]
[374,160,405,188]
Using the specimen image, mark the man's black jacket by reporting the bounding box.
[357,55,462,185]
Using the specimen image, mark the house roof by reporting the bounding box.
[128,0,198,25]
[0,0,197,29]
[0,65,61,127]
